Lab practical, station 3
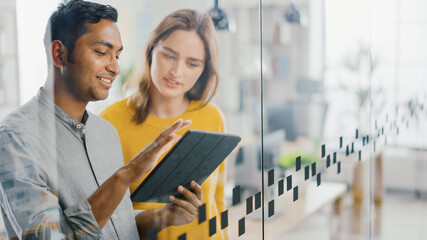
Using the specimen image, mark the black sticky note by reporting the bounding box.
[255,192,261,210]
[287,175,292,191]
[178,233,186,240]
[296,156,301,171]
[221,210,228,229]
[351,142,354,153]
[198,204,206,224]
[311,162,316,177]
[337,161,341,174]
[293,186,298,202]
[304,166,309,180]
[333,152,337,164]
[356,129,359,139]
[382,127,384,135]
[232,186,241,206]
[238,218,245,236]
[378,130,380,137]
[326,155,330,168]
[366,135,369,144]
[359,150,361,161]
[148,228,158,240]
[268,200,274,217]
[317,173,321,186]
[340,136,343,148]
[363,137,366,146]
[346,145,349,156]
[268,169,274,187]
[246,196,253,215]
[209,217,216,237]
[278,179,284,196]
[321,144,325,158]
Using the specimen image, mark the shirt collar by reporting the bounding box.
[37,87,89,133]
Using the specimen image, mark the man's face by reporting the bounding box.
[62,19,123,102]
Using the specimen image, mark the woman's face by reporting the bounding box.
[150,30,206,100]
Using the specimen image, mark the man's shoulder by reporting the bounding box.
[87,111,120,137]
[0,97,40,134]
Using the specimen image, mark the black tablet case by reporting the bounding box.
[130,129,241,202]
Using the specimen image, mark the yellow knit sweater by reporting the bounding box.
[100,98,228,240]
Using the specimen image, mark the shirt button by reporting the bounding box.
[112,214,117,219]
[76,124,82,129]
[98,179,103,184]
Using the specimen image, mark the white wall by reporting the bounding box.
[16,0,60,104]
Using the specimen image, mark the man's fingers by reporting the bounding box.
[190,181,203,202]
[176,185,201,209]
[150,119,191,152]
[169,194,198,216]
[160,119,192,138]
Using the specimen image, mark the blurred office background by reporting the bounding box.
[0,0,426,239]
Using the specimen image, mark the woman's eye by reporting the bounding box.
[188,62,199,68]
[162,53,174,59]
[116,55,120,60]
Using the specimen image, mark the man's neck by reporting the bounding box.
[42,83,88,123]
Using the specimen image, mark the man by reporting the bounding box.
[0,0,202,239]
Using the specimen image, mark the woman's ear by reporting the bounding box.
[51,40,67,68]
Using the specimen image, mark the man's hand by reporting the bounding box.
[160,180,203,227]
[136,180,203,239]
[123,119,191,184]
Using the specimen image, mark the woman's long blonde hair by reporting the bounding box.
[128,9,219,124]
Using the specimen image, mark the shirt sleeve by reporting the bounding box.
[0,130,101,240]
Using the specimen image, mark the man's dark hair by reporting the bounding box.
[44,0,118,63]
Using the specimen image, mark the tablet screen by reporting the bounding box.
[130,129,241,202]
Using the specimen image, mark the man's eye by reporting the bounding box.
[116,55,120,60]
[95,51,106,56]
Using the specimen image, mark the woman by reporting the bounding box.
[100,9,228,240]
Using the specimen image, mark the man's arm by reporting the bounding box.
[0,129,99,239]
[88,119,193,228]
[0,119,193,239]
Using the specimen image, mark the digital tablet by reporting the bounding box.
[130,129,241,203]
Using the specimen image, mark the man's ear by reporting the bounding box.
[51,40,67,68]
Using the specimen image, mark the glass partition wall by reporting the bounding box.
[0,0,426,239]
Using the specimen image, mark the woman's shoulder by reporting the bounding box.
[189,101,225,132]
[99,97,133,121]
[191,101,223,118]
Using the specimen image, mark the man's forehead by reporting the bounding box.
[81,19,123,49]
